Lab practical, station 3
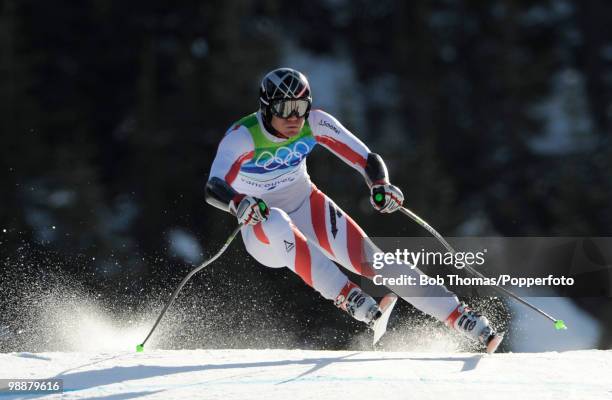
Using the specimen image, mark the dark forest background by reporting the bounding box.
[1,0,611,352]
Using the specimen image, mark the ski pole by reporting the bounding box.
[397,205,567,330]
[136,223,243,352]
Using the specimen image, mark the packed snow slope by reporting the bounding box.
[0,349,610,400]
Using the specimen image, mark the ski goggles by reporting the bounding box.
[269,98,311,119]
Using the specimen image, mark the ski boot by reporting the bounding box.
[445,303,504,353]
[335,282,399,344]
[335,281,381,325]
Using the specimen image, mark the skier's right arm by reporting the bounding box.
[205,126,269,225]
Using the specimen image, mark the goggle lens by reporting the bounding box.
[270,99,311,119]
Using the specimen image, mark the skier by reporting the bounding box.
[205,68,502,352]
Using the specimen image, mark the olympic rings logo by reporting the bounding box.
[254,142,311,171]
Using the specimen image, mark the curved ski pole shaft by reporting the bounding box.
[399,207,457,254]
[398,207,481,297]
[461,263,559,323]
[138,224,243,351]
[398,207,564,327]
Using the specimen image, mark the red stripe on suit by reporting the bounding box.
[290,223,313,287]
[309,186,334,257]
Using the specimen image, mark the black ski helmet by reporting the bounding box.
[259,68,312,125]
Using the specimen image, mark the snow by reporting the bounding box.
[508,297,601,352]
[1,349,610,399]
[168,229,203,264]
[528,68,595,155]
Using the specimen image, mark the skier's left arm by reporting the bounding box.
[310,109,404,213]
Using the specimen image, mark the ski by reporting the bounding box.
[372,292,398,345]
[486,331,504,354]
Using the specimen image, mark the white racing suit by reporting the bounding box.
[206,109,460,323]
